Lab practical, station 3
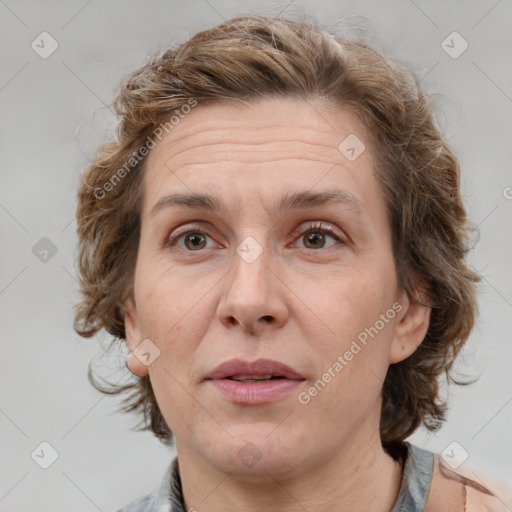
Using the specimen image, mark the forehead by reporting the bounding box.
[141,97,380,217]
[146,97,368,166]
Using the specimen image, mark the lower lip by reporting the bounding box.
[208,378,304,404]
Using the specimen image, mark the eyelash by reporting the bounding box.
[164,221,346,251]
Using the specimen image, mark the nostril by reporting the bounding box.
[262,315,273,323]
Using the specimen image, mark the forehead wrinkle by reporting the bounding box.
[161,159,355,178]
[154,121,339,148]
[152,126,346,166]
[157,139,350,174]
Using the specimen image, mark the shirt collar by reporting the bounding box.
[390,443,434,512]
[153,456,184,512]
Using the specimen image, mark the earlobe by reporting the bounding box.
[389,289,431,364]
[126,351,149,377]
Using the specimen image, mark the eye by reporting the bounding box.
[293,222,346,250]
[165,229,218,251]
[165,221,346,252]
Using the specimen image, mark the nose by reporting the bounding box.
[216,242,289,336]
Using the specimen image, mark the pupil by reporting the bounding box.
[305,231,324,249]
[186,233,206,250]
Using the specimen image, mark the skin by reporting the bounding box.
[124,97,431,512]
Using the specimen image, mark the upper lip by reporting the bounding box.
[206,358,305,380]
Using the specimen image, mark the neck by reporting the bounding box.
[177,426,403,512]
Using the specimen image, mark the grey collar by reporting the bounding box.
[390,443,434,511]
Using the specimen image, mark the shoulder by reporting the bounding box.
[393,443,508,512]
[114,457,183,512]
[424,451,509,512]
[115,490,158,512]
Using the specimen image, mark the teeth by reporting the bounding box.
[230,374,273,381]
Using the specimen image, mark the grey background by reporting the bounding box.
[0,0,511,510]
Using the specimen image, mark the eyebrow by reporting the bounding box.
[150,189,365,217]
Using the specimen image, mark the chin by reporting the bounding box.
[204,428,306,481]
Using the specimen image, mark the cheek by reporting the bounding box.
[306,319,393,431]
[134,252,206,337]
[149,366,208,438]
[303,264,396,391]
[135,273,220,393]
[312,269,392,341]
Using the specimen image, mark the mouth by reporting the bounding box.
[206,358,305,381]
[205,358,305,404]
[225,375,287,383]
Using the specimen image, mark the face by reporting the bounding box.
[124,97,429,479]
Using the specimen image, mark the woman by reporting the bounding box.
[74,14,506,512]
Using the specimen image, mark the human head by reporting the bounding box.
[74,14,480,451]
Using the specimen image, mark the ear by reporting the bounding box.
[389,287,431,364]
[124,297,149,377]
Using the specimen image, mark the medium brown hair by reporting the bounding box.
[74,14,481,446]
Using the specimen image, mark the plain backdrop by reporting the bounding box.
[0,1,511,511]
